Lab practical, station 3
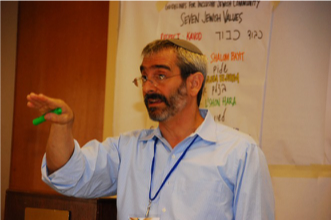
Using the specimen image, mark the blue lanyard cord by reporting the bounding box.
[149,135,199,202]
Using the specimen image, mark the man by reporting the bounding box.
[27,39,274,220]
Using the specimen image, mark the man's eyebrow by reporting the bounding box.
[140,65,171,73]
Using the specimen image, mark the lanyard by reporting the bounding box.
[145,135,199,217]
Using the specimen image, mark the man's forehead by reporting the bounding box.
[140,54,175,72]
[140,64,171,73]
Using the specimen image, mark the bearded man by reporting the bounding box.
[27,39,274,220]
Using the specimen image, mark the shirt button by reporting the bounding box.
[162,208,166,213]
[172,155,176,159]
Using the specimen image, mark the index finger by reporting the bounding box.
[27,93,61,114]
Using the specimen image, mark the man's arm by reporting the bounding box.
[27,92,75,174]
[233,143,275,220]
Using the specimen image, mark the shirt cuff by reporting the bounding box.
[41,140,85,190]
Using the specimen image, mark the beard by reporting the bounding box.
[144,82,187,122]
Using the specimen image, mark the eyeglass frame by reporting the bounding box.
[132,73,181,88]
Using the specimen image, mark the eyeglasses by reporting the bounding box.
[132,74,181,87]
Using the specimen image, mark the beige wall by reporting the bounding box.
[103,1,119,139]
[1,1,18,219]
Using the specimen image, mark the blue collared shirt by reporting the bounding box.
[42,109,274,220]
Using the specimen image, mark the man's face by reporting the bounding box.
[140,48,188,122]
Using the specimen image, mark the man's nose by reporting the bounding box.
[142,78,157,94]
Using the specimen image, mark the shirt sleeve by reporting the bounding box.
[233,143,275,220]
[41,138,120,198]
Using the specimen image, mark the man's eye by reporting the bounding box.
[141,75,148,82]
[158,74,166,80]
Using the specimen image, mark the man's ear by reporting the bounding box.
[187,72,204,96]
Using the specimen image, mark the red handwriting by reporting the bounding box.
[160,33,180,39]
[231,52,245,61]
[186,32,202,41]
[211,53,230,63]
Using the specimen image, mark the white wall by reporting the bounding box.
[110,1,331,219]
[262,2,331,219]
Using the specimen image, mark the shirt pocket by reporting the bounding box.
[173,177,224,219]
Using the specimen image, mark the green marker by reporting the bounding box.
[33,108,62,125]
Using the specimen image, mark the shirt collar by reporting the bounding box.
[195,109,218,143]
[140,109,218,143]
[139,128,159,142]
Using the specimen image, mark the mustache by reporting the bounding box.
[144,93,170,107]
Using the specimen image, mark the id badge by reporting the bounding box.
[128,218,160,220]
